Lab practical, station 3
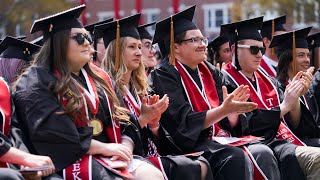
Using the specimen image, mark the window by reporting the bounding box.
[97,11,124,21]
[202,3,232,33]
[141,8,160,33]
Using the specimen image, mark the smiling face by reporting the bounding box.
[291,48,311,73]
[175,29,207,69]
[122,37,142,71]
[67,28,93,73]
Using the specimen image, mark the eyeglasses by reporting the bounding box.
[70,33,93,45]
[143,42,156,51]
[179,37,208,46]
[237,44,266,55]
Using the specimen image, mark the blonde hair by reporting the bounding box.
[102,37,148,97]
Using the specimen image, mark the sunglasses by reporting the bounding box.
[237,44,266,55]
[70,33,93,45]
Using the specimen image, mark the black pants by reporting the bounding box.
[194,141,253,180]
[0,168,24,180]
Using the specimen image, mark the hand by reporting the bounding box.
[23,154,55,177]
[299,67,314,96]
[281,79,304,115]
[216,62,226,71]
[101,143,132,162]
[139,94,169,127]
[221,86,258,114]
[226,85,250,102]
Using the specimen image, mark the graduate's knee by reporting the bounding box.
[0,168,24,180]
[132,162,164,180]
[296,146,320,180]
[247,144,276,163]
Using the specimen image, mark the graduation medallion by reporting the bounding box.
[89,118,103,136]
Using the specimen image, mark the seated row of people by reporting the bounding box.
[1,4,320,180]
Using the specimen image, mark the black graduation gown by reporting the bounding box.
[221,71,305,180]
[149,58,251,180]
[13,66,142,175]
[277,79,320,147]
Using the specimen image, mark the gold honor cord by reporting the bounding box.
[271,20,275,55]
[170,16,175,65]
[292,31,297,75]
[115,20,121,71]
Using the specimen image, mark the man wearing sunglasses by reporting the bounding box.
[221,16,320,179]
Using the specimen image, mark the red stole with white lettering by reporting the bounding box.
[223,63,305,146]
[0,78,11,168]
[260,58,276,78]
[174,60,230,137]
[56,65,122,180]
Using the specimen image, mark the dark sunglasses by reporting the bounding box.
[70,33,93,45]
[237,44,266,55]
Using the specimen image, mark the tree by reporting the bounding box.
[0,0,74,39]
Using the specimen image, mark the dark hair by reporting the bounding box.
[162,31,187,57]
[15,29,128,122]
[277,49,292,82]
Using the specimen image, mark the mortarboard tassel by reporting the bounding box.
[115,20,120,71]
[271,20,275,55]
[170,16,175,65]
[234,29,241,71]
[292,31,297,75]
[311,40,315,67]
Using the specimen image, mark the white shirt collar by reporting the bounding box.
[263,55,278,67]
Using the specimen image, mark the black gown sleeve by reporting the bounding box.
[13,67,93,172]
[0,132,11,157]
[148,59,208,152]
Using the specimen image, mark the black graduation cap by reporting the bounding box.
[307,32,320,48]
[269,26,312,75]
[0,36,41,62]
[94,14,141,48]
[220,16,264,70]
[208,35,229,51]
[261,15,287,40]
[29,36,44,46]
[84,18,113,61]
[137,22,156,40]
[30,4,86,37]
[84,17,113,37]
[152,5,198,64]
[94,14,141,70]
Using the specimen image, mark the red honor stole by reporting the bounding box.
[174,60,231,137]
[259,58,276,78]
[223,63,305,146]
[0,78,11,168]
[123,86,141,118]
[55,67,122,180]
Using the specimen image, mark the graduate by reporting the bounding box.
[97,14,213,180]
[307,31,320,69]
[220,17,320,180]
[207,35,232,65]
[259,15,287,77]
[13,5,163,180]
[270,27,320,147]
[310,32,320,120]
[137,22,158,75]
[148,5,261,180]
[84,17,113,67]
[0,36,41,84]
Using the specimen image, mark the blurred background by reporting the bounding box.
[1,0,320,40]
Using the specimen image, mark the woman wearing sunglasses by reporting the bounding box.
[13,5,162,180]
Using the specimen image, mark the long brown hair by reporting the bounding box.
[15,29,129,122]
[102,37,148,97]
